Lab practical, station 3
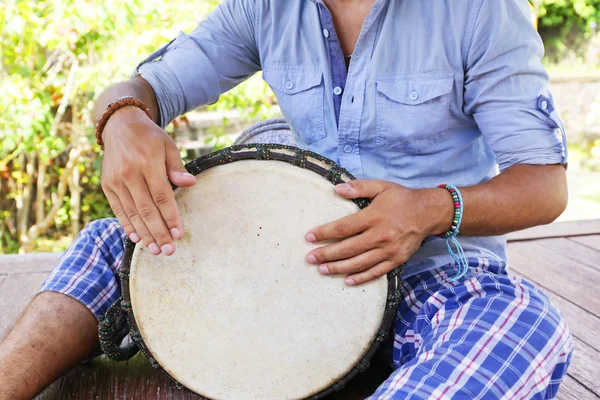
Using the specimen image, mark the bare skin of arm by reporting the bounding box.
[305,164,568,285]
[94,76,196,257]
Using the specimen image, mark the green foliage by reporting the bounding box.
[0,0,274,254]
[537,0,600,61]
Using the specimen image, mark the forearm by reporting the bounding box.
[425,164,568,237]
[93,76,160,125]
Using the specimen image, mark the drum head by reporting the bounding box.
[128,158,388,399]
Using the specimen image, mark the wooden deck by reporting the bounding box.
[1,220,599,399]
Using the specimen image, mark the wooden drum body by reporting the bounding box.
[111,145,401,400]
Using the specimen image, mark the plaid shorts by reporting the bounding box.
[40,218,573,399]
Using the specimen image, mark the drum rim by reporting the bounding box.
[118,143,403,399]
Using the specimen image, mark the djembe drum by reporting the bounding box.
[99,144,402,400]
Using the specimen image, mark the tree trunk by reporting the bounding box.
[35,157,46,224]
[69,164,81,238]
[20,146,83,253]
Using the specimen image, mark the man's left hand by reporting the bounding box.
[305,180,451,286]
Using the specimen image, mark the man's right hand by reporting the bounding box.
[100,106,196,256]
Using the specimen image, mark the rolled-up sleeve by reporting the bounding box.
[133,0,261,128]
[463,0,567,172]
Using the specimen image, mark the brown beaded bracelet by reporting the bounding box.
[94,96,153,150]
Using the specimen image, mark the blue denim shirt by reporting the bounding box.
[136,0,567,277]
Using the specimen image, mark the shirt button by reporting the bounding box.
[409,91,418,101]
[541,100,548,110]
[343,145,353,153]
[333,86,343,96]
[323,29,330,38]
[285,81,293,90]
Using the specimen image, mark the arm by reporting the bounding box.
[97,0,260,256]
[457,164,567,236]
[304,0,568,285]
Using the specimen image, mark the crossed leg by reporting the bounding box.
[369,262,574,400]
[0,219,125,400]
[0,293,98,400]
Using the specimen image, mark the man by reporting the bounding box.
[0,0,573,398]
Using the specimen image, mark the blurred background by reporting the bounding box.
[0,0,599,254]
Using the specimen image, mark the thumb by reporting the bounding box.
[165,142,196,187]
[334,180,388,199]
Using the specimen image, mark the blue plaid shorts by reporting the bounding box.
[40,218,573,399]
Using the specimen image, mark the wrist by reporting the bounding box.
[420,188,455,237]
[95,97,153,149]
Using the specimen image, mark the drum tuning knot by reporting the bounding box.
[120,300,132,313]
[255,144,272,160]
[293,149,307,168]
[376,329,389,342]
[326,166,343,184]
[331,381,345,391]
[118,270,130,279]
[353,198,370,209]
[148,356,160,369]
[357,359,371,372]
[386,295,400,309]
[219,148,233,164]
[130,332,143,343]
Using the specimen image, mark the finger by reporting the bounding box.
[305,210,372,243]
[345,261,397,286]
[129,177,175,256]
[165,141,196,188]
[118,186,159,255]
[316,248,385,276]
[334,180,390,200]
[104,189,140,243]
[306,232,376,264]
[145,169,184,241]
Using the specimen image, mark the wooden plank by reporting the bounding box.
[34,379,63,400]
[507,220,600,242]
[534,237,600,272]
[0,273,48,340]
[571,236,600,252]
[507,241,600,316]
[567,338,600,397]
[57,354,205,400]
[0,252,61,275]
[53,352,389,399]
[557,375,599,400]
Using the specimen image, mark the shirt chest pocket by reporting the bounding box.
[263,67,326,145]
[375,73,454,154]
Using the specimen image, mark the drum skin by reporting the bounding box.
[126,150,395,400]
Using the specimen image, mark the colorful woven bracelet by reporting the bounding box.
[437,184,463,239]
[94,96,152,150]
[437,184,468,282]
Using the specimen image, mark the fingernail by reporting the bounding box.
[130,232,141,243]
[319,265,329,275]
[148,243,160,255]
[345,278,356,286]
[306,254,317,264]
[336,183,357,196]
[305,233,316,243]
[170,228,181,239]
[183,172,195,178]
[161,244,173,256]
